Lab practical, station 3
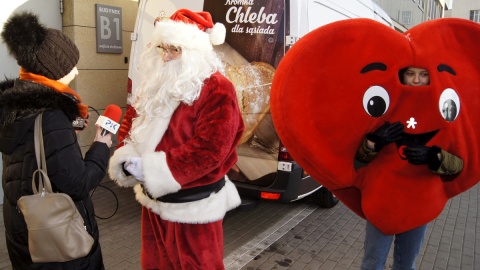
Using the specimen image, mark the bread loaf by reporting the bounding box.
[225,61,276,144]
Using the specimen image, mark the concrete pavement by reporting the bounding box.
[1,179,478,269]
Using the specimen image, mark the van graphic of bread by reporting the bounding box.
[225,62,275,145]
[215,42,275,145]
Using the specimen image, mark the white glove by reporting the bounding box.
[124,157,144,181]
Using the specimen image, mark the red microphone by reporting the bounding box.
[96,104,122,136]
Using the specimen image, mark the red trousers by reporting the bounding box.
[140,207,225,270]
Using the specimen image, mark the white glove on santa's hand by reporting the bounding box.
[124,157,144,181]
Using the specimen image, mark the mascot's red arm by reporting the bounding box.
[271,18,480,234]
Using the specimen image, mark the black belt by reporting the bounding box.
[143,177,226,203]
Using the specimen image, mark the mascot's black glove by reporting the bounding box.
[366,121,404,152]
[403,145,442,170]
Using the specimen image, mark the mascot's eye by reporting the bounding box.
[363,86,390,117]
[439,88,460,122]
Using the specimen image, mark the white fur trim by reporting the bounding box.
[141,151,181,198]
[133,100,179,155]
[108,144,141,187]
[134,177,241,224]
[207,23,226,45]
[152,20,213,51]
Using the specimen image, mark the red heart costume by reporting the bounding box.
[271,18,480,234]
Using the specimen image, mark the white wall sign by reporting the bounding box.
[95,4,123,54]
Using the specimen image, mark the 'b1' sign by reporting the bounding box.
[95,4,122,54]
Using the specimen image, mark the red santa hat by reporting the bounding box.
[152,9,226,51]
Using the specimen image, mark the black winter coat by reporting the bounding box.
[0,79,109,269]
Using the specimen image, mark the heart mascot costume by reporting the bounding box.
[108,9,244,269]
[270,18,480,235]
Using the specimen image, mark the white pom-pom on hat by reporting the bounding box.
[208,22,226,45]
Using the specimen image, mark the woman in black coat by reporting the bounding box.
[0,12,112,269]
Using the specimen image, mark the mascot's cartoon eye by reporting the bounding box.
[439,88,460,122]
[363,86,390,117]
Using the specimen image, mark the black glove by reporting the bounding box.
[366,121,404,152]
[403,145,442,170]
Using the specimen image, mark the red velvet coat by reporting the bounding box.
[109,72,244,223]
[270,18,480,234]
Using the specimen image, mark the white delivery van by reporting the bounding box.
[127,0,392,207]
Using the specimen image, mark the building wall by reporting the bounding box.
[375,0,426,29]
[62,0,138,151]
[446,0,480,19]
[374,0,446,30]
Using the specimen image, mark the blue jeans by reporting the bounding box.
[361,221,427,270]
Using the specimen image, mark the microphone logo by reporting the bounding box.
[96,116,120,135]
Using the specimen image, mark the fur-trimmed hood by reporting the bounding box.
[0,78,80,154]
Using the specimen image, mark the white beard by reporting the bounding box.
[127,46,224,144]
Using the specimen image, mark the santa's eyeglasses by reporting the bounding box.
[156,44,182,55]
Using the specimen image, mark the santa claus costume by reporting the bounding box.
[108,9,244,270]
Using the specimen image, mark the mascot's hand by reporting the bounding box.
[366,121,404,152]
[124,157,144,181]
[403,145,442,170]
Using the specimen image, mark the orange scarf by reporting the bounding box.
[19,68,89,118]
